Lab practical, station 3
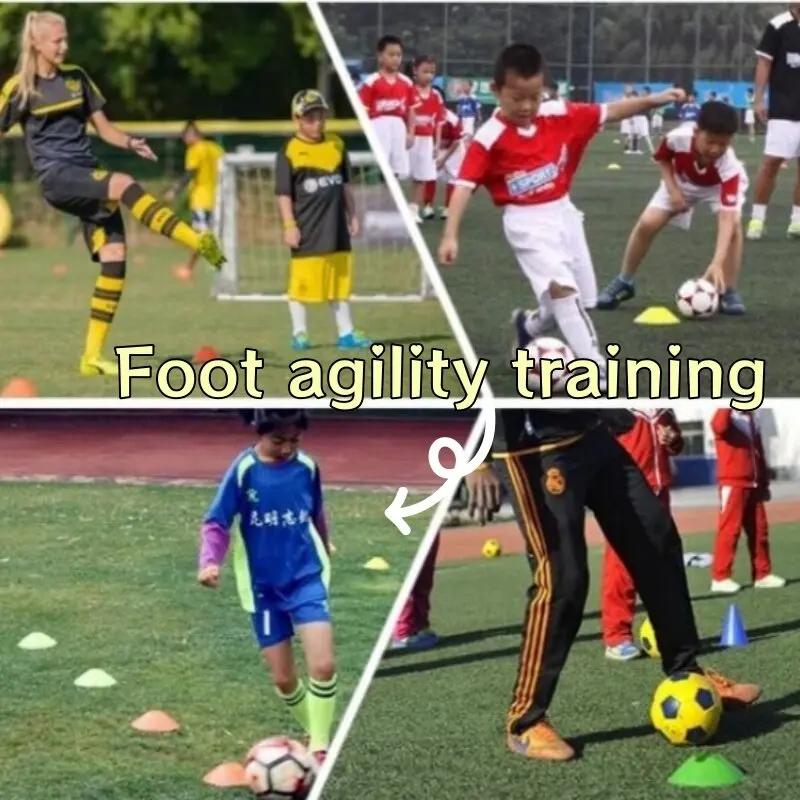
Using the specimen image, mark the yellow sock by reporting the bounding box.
[84,263,125,359]
[307,674,337,751]
[276,680,310,733]
[121,182,201,251]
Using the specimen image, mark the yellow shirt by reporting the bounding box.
[185,139,225,211]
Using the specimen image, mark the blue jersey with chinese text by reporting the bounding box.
[456,95,481,121]
[678,102,701,122]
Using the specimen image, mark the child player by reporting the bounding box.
[455,79,482,137]
[710,409,785,594]
[409,56,445,223]
[198,409,336,764]
[432,107,466,220]
[601,409,684,661]
[275,90,370,351]
[358,35,415,180]
[744,87,756,142]
[597,101,747,315]
[438,43,684,381]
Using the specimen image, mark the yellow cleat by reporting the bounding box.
[197,231,226,270]
[79,356,119,377]
[787,221,800,239]
[745,219,765,240]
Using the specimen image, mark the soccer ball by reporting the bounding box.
[638,616,660,659]
[244,736,317,799]
[482,538,502,558]
[650,672,723,746]
[525,336,575,393]
[675,278,719,319]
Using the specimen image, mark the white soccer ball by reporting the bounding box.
[526,336,575,393]
[244,736,317,799]
[675,278,719,319]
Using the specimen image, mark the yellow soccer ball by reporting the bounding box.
[650,672,722,745]
[482,538,502,558]
[639,616,660,659]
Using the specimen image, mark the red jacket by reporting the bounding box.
[617,409,683,492]
[711,409,769,488]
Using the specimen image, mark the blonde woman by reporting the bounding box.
[0,11,226,377]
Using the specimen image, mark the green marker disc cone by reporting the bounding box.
[668,754,744,788]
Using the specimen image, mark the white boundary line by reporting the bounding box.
[306,408,488,800]
[306,0,495,403]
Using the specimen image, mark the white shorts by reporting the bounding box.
[633,115,649,137]
[744,109,755,126]
[409,135,437,181]
[647,174,749,231]
[651,112,664,131]
[621,119,632,135]
[764,119,800,160]
[438,144,464,183]
[563,200,597,309]
[461,117,476,136]
[371,115,410,179]
[503,198,581,302]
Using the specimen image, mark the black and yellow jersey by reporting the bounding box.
[274,132,352,257]
[0,64,104,175]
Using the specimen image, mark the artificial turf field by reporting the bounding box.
[0,482,428,800]
[324,525,800,800]
[0,244,460,398]
[425,130,800,397]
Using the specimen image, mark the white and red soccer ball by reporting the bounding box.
[244,736,317,799]
[675,278,719,319]
[525,336,575,393]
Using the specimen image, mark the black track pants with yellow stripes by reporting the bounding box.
[496,425,701,736]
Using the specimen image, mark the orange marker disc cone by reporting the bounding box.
[1,377,38,398]
[52,263,68,277]
[193,346,221,364]
[202,762,248,788]
[173,264,193,282]
[131,710,181,733]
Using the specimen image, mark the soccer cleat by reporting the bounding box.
[596,275,635,309]
[787,221,800,239]
[79,355,119,376]
[291,333,311,351]
[337,330,371,350]
[710,578,741,594]
[720,289,746,315]
[703,667,762,709]
[438,206,448,220]
[507,718,575,762]
[422,205,435,220]
[746,219,765,240]
[754,573,786,589]
[388,629,440,652]
[197,231,226,270]
[604,641,642,661]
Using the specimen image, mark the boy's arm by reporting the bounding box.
[274,147,297,229]
[755,22,779,119]
[710,409,732,437]
[605,88,685,123]
[199,462,241,570]
[664,410,685,455]
[310,466,330,554]
[439,137,488,256]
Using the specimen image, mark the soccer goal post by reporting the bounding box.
[213,150,434,302]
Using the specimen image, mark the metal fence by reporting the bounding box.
[324,2,783,99]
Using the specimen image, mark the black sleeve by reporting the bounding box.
[80,68,106,114]
[598,410,636,435]
[0,80,23,132]
[341,145,352,183]
[756,21,780,60]
[274,143,293,196]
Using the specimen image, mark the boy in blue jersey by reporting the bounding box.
[679,93,701,122]
[455,80,482,136]
[198,409,335,765]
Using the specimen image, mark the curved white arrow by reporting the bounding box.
[384,410,496,535]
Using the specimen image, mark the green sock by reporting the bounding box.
[276,680,310,733]
[307,674,338,751]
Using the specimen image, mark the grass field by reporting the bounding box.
[425,130,800,397]
[0,242,460,398]
[0,482,428,800]
[324,526,800,800]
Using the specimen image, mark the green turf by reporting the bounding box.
[426,131,800,397]
[325,525,800,800]
[0,243,461,398]
[0,482,428,800]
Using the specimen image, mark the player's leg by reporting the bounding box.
[183,210,212,274]
[717,211,746,314]
[286,255,318,349]
[600,543,640,661]
[748,120,793,239]
[711,485,745,593]
[621,119,632,153]
[788,155,800,238]
[423,179,437,217]
[495,443,593,760]
[408,138,425,223]
[745,494,785,587]
[327,252,370,349]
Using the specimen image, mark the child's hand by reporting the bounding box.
[198,564,220,588]
[438,234,459,265]
[283,226,301,248]
[348,215,360,237]
[668,186,688,213]
[703,260,726,292]
[657,424,676,445]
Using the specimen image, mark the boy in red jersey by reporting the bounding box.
[357,35,415,179]
[433,108,466,219]
[597,101,748,314]
[602,409,683,661]
[438,43,683,380]
[710,409,785,594]
[409,56,445,223]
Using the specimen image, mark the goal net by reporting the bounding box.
[213,151,434,302]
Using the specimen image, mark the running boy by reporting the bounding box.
[198,409,336,764]
[276,90,369,351]
[710,409,785,594]
[602,409,683,661]
[438,43,684,378]
[597,101,747,315]
[358,35,415,179]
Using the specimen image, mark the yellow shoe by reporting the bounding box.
[197,231,226,270]
[506,718,576,761]
[746,219,765,240]
[787,221,800,239]
[79,355,119,376]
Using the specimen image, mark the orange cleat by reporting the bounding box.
[506,717,575,761]
[704,667,762,708]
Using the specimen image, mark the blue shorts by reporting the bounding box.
[191,209,212,231]
[250,574,330,649]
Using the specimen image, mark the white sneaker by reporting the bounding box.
[710,578,741,594]
[753,574,786,589]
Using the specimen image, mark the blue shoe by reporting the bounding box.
[596,276,636,310]
[291,333,310,351]
[388,629,440,652]
[720,289,746,315]
[604,641,642,661]
[337,330,372,349]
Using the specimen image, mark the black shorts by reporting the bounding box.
[40,164,125,262]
